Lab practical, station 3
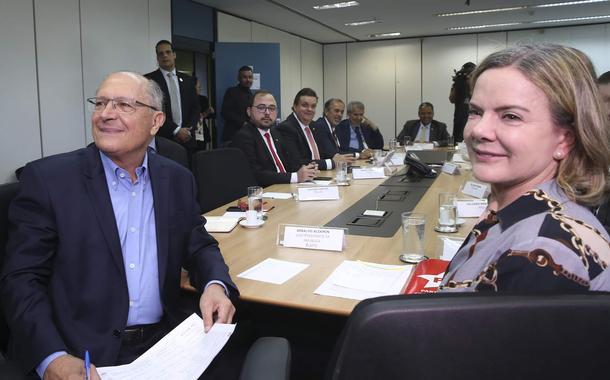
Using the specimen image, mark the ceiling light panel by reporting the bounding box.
[438,0,608,17]
[313,1,359,10]
[345,19,381,26]
[368,32,401,38]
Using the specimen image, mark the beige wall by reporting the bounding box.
[0,0,171,182]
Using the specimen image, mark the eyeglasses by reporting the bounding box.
[253,104,277,113]
[86,97,159,114]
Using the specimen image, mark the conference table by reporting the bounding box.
[182,158,478,316]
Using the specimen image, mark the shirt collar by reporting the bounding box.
[420,122,431,129]
[293,112,310,130]
[494,179,560,231]
[100,151,149,188]
[160,67,176,77]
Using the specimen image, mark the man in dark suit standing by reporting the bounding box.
[397,102,451,147]
[0,72,237,378]
[311,98,357,165]
[221,66,254,143]
[231,90,318,187]
[145,40,200,154]
[335,101,383,158]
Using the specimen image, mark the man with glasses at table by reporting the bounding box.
[0,71,237,379]
[231,90,318,187]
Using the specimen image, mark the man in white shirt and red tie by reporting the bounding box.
[230,90,318,187]
[278,88,353,170]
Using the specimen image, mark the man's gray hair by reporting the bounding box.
[97,71,164,111]
[346,101,364,113]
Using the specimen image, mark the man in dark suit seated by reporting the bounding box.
[397,102,451,147]
[231,90,318,187]
[311,98,357,165]
[0,72,237,378]
[335,101,384,159]
[145,40,200,158]
[277,88,342,171]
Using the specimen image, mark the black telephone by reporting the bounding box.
[404,152,437,178]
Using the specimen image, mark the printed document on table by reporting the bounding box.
[314,260,413,301]
[98,314,235,380]
[238,258,310,284]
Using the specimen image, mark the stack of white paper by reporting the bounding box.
[238,258,310,284]
[351,167,386,179]
[262,192,294,200]
[314,260,413,301]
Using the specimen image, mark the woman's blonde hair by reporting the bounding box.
[470,44,610,206]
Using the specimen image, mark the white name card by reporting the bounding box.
[352,167,386,179]
[456,199,488,218]
[297,186,340,201]
[407,143,435,151]
[462,181,490,199]
[282,226,345,252]
[441,162,460,175]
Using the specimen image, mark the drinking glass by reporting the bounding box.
[336,161,348,185]
[388,138,397,151]
[436,192,458,233]
[247,186,263,220]
[399,212,427,263]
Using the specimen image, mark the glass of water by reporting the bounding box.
[247,186,263,220]
[436,192,458,233]
[399,212,427,263]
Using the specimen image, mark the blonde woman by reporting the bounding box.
[441,44,610,292]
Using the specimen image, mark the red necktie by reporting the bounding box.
[264,132,286,173]
[304,126,320,160]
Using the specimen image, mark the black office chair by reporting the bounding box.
[155,136,189,168]
[191,148,257,213]
[325,292,610,380]
[0,182,28,379]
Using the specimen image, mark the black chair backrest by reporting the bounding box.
[155,136,189,168]
[0,182,20,354]
[326,292,610,380]
[191,148,257,213]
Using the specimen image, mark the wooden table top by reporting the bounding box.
[183,165,477,316]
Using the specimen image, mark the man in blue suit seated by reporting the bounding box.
[397,102,451,147]
[335,101,384,159]
[0,72,238,379]
[311,98,357,164]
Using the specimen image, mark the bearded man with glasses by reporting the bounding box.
[231,90,318,186]
[0,71,237,379]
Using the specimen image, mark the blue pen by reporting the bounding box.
[84,350,90,380]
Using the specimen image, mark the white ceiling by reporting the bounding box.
[193,0,610,43]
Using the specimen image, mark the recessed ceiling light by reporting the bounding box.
[367,32,401,38]
[447,22,524,31]
[447,13,610,30]
[313,1,359,10]
[439,6,526,17]
[534,0,608,8]
[345,19,381,26]
[438,0,608,17]
[532,14,610,23]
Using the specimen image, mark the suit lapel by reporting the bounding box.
[149,153,170,290]
[83,146,126,278]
